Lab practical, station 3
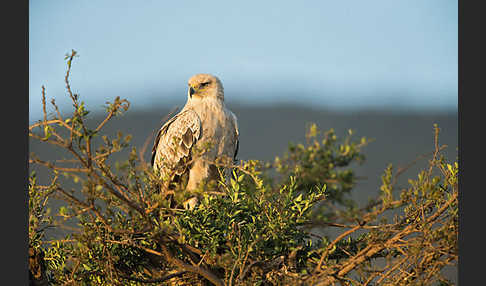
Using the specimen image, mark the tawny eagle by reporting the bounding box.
[151,74,239,196]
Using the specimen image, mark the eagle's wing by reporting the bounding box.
[230,111,239,162]
[151,109,201,175]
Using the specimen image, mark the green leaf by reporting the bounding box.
[295,193,303,202]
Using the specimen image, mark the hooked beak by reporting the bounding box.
[189,86,195,98]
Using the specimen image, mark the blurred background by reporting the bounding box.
[30,1,458,281]
[29,0,457,118]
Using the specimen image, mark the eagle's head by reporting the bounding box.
[187,74,224,101]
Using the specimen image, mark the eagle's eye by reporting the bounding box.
[200,82,210,88]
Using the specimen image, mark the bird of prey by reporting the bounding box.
[151,74,239,197]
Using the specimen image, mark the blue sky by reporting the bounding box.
[29,1,457,121]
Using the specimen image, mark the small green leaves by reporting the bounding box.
[380,164,394,205]
[42,125,52,140]
[306,123,320,139]
[295,193,303,202]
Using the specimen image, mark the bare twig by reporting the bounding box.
[314,224,363,273]
[160,244,224,286]
[118,271,187,284]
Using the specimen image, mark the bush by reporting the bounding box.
[29,51,458,285]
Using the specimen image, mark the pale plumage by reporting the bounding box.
[151,74,239,191]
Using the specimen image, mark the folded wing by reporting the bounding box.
[151,109,201,176]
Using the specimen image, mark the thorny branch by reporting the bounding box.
[29,50,457,286]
